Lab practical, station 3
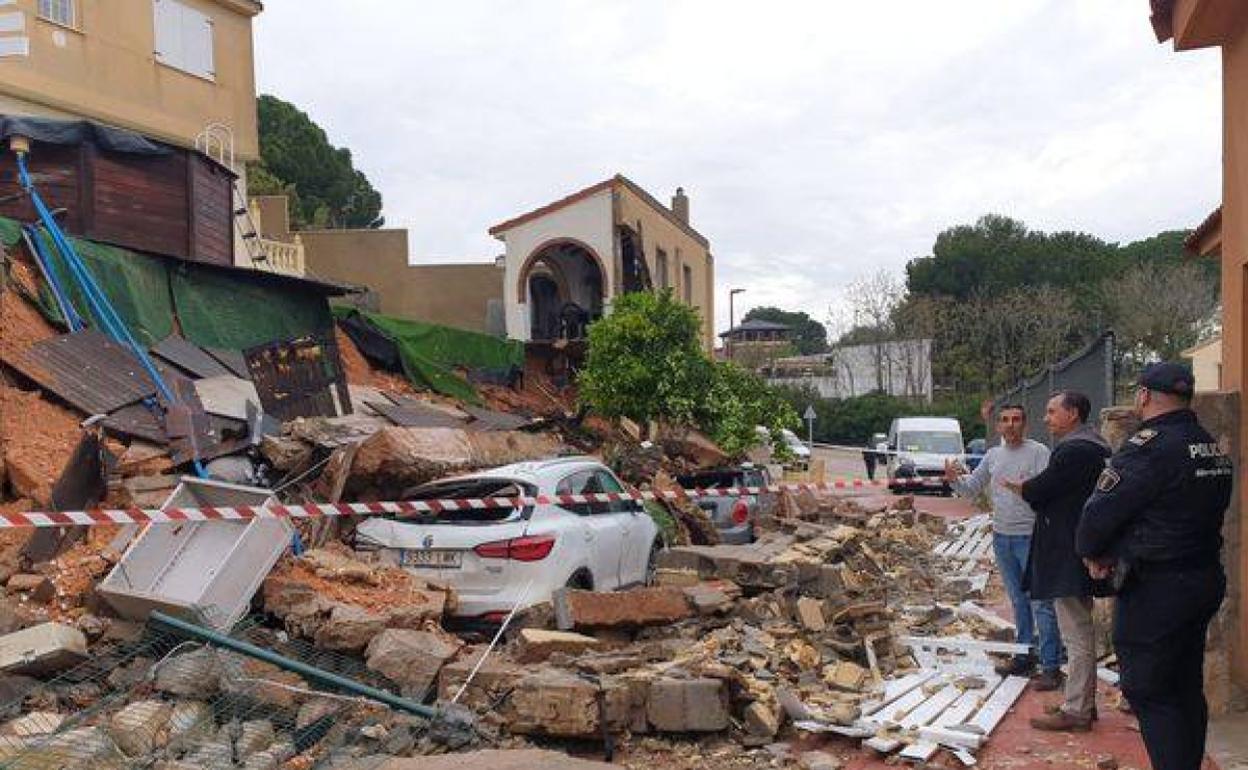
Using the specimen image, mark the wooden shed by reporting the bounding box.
[0,122,235,267]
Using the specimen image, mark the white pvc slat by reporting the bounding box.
[967,675,1029,734]
[899,684,963,729]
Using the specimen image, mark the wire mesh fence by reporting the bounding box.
[0,614,439,770]
[991,332,1116,445]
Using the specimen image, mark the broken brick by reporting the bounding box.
[553,586,692,630]
[646,678,730,732]
[515,628,600,663]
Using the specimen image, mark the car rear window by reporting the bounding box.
[677,471,743,489]
[395,477,537,523]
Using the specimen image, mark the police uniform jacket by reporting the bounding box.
[1076,409,1232,569]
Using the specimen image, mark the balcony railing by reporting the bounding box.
[257,234,305,276]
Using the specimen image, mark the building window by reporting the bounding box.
[656,248,669,289]
[153,0,215,81]
[37,0,76,28]
[682,265,692,303]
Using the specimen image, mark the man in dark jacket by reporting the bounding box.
[1004,390,1110,731]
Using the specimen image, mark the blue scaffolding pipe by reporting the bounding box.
[21,224,83,332]
[15,148,207,478]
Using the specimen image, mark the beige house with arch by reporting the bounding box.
[489,175,716,350]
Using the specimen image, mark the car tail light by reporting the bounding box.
[731,499,750,525]
[473,534,556,561]
[479,611,509,624]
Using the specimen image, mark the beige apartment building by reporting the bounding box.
[0,0,261,161]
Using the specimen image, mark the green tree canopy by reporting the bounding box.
[579,290,797,455]
[742,306,828,354]
[578,290,713,428]
[248,95,384,230]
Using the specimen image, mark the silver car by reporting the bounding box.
[675,465,775,544]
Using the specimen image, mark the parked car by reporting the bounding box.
[882,416,965,494]
[781,428,812,469]
[965,438,987,471]
[353,457,660,622]
[675,464,775,544]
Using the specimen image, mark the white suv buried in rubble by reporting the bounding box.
[353,457,661,622]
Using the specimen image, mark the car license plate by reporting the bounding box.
[400,549,463,569]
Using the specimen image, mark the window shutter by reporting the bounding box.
[153,0,215,81]
[183,5,214,80]
[153,0,182,66]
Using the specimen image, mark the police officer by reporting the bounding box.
[1076,362,1233,770]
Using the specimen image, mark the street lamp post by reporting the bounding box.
[728,288,745,360]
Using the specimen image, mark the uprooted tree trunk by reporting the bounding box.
[653,471,719,546]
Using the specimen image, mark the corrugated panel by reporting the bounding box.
[204,347,250,379]
[366,400,464,429]
[462,404,535,432]
[4,330,157,414]
[152,334,230,379]
[104,402,167,444]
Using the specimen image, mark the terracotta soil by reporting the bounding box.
[269,557,439,615]
[0,387,83,506]
[0,286,59,366]
[335,327,420,395]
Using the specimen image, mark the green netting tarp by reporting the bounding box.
[334,307,523,404]
[5,215,335,353]
[30,227,175,347]
[170,262,334,351]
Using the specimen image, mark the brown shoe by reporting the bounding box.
[1030,710,1092,732]
[1045,704,1097,721]
[1033,669,1065,692]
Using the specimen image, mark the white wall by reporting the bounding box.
[498,188,614,341]
[765,339,933,400]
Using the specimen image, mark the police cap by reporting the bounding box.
[1138,361,1195,396]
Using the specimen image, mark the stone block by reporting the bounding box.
[437,651,521,711]
[1,711,63,737]
[314,604,386,652]
[744,701,780,737]
[799,751,843,770]
[515,628,600,663]
[109,700,172,756]
[156,647,221,697]
[645,678,729,732]
[504,669,601,737]
[0,622,87,676]
[235,720,275,757]
[822,660,868,692]
[683,582,740,616]
[366,628,461,699]
[553,586,692,630]
[6,575,53,602]
[168,701,215,750]
[795,597,826,631]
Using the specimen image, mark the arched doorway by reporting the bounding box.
[519,241,606,341]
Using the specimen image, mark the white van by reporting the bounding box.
[881,417,964,493]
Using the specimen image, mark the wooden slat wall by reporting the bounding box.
[89,149,189,258]
[0,139,234,266]
[188,154,233,266]
[0,142,83,233]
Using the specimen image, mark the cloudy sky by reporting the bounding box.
[254,1,1221,335]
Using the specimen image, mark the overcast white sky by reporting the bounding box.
[254,1,1221,336]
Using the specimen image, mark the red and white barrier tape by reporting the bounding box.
[8,477,947,529]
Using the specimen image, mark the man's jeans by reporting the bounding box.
[993,533,1061,671]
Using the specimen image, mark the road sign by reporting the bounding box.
[803,405,817,421]
[803,405,816,446]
